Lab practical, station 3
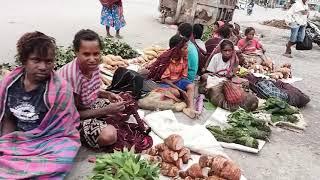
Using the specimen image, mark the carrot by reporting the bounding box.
[164,134,184,151]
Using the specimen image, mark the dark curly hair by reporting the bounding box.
[218,25,232,39]
[245,27,255,36]
[193,24,204,39]
[73,29,103,52]
[16,31,56,64]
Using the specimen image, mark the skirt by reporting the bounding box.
[101,5,126,30]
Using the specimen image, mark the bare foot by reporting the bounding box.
[174,102,187,112]
[107,34,113,38]
[183,108,200,119]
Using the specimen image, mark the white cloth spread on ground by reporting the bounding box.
[144,110,226,157]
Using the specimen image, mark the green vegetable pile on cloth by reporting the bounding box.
[101,38,139,59]
[90,148,160,180]
[207,109,271,149]
[264,98,299,123]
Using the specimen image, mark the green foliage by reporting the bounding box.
[101,38,139,59]
[264,98,299,123]
[207,108,271,149]
[89,148,160,180]
[201,25,213,42]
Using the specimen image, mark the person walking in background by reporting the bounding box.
[99,0,126,38]
[283,0,309,58]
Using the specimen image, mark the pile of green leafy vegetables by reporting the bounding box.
[207,108,271,149]
[264,98,299,123]
[90,148,160,180]
[201,25,213,42]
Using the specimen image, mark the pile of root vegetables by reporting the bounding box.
[129,45,167,66]
[146,134,241,180]
[241,58,292,80]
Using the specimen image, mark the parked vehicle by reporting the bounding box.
[158,0,237,26]
[306,20,320,46]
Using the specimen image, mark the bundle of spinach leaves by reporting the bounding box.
[207,108,271,149]
[264,98,299,123]
[90,148,160,180]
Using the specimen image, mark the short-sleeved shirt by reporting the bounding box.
[57,59,101,108]
[207,53,231,76]
[237,38,262,54]
[5,76,48,132]
[187,41,199,81]
[161,58,188,81]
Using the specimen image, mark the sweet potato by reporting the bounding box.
[181,164,204,178]
[206,175,227,180]
[146,147,158,156]
[199,155,214,168]
[160,149,179,163]
[155,143,169,152]
[210,156,241,180]
[164,134,184,151]
[175,158,183,169]
[161,162,179,177]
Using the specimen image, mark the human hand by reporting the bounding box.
[107,92,123,103]
[105,101,126,114]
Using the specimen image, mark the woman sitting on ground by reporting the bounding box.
[0,32,80,179]
[200,40,258,112]
[147,35,198,119]
[237,27,267,65]
[57,29,152,152]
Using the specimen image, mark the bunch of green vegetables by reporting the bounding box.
[207,109,271,149]
[264,98,299,123]
[101,38,139,59]
[201,25,213,42]
[55,46,75,70]
[90,148,160,180]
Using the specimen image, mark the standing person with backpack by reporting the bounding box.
[283,0,309,58]
[99,0,126,38]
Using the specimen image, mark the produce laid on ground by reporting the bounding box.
[262,19,289,29]
[128,45,167,66]
[207,109,271,149]
[179,155,241,180]
[264,98,300,123]
[89,148,160,180]
[146,134,192,177]
[239,59,292,80]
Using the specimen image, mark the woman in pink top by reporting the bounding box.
[237,27,265,55]
[237,27,267,64]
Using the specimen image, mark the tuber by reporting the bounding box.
[146,147,158,156]
[159,149,179,163]
[161,162,179,177]
[155,143,169,152]
[199,155,214,168]
[164,134,184,151]
[148,155,162,164]
[210,156,241,180]
[180,164,204,179]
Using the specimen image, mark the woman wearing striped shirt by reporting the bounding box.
[57,29,125,149]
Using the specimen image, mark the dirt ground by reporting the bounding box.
[1,1,320,179]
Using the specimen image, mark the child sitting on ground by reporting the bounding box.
[237,27,266,55]
[160,35,199,118]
